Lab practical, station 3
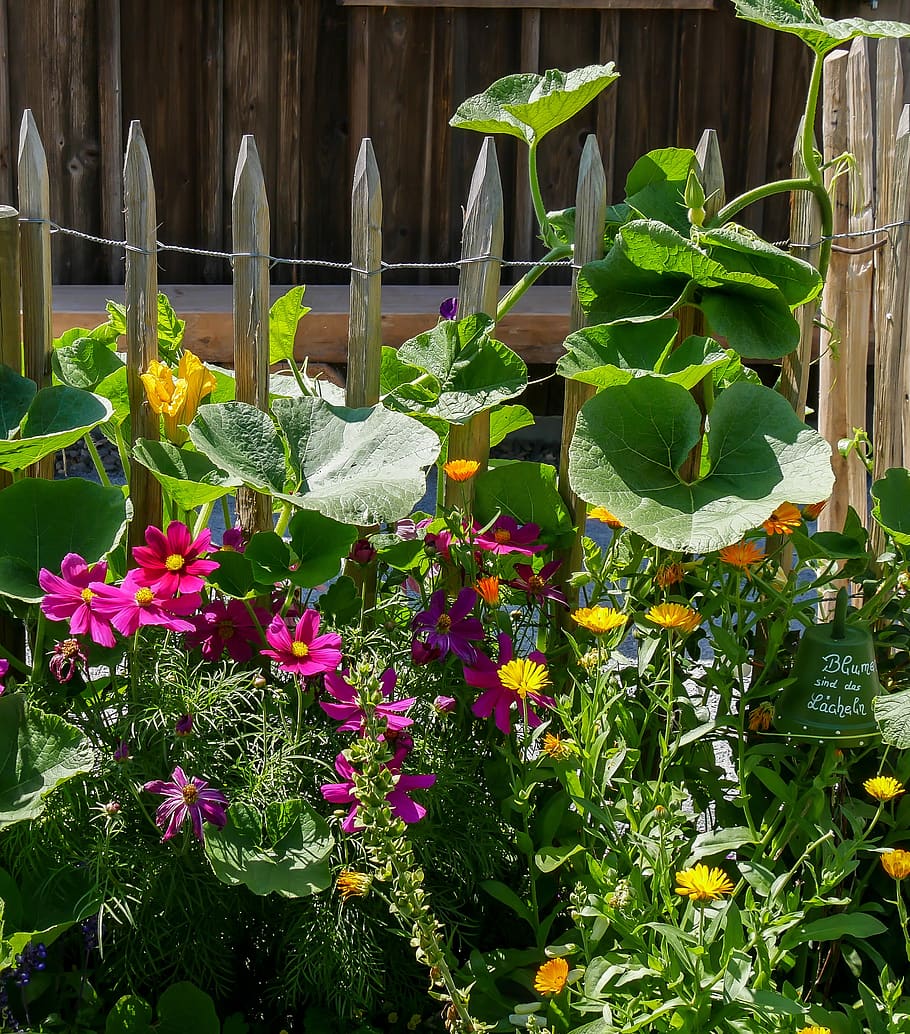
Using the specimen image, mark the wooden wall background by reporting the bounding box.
[0,0,908,287]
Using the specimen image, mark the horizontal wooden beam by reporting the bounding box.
[51,283,573,366]
[339,1,717,8]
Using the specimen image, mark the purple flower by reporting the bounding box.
[0,657,8,695]
[143,765,229,842]
[262,609,342,677]
[113,741,130,763]
[474,516,545,557]
[321,750,435,833]
[411,639,443,666]
[186,598,268,663]
[508,559,568,608]
[175,714,194,737]
[48,638,88,683]
[321,668,415,736]
[439,296,458,320]
[464,633,555,735]
[411,588,484,664]
[434,695,456,713]
[91,571,200,637]
[348,538,377,565]
[38,553,116,648]
[219,527,246,553]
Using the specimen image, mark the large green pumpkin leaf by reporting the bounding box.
[287,509,358,588]
[0,364,36,438]
[568,378,833,552]
[0,386,113,471]
[272,396,440,525]
[871,467,910,545]
[474,461,573,543]
[489,404,535,447]
[625,148,696,233]
[205,799,332,898]
[733,0,910,56]
[558,320,679,383]
[156,983,220,1034]
[132,438,241,509]
[0,696,94,827]
[450,64,618,145]
[0,478,128,602]
[874,688,910,748]
[189,402,288,493]
[52,331,124,390]
[577,249,687,325]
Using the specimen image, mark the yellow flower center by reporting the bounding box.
[499,658,550,698]
[134,587,155,606]
[80,587,94,603]
[528,575,544,590]
[493,529,512,544]
[291,641,310,658]
[165,553,185,571]
[435,614,452,633]
[181,784,199,805]
[216,620,235,640]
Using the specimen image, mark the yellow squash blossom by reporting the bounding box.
[140,350,217,444]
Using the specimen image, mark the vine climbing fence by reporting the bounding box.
[0,33,910,553]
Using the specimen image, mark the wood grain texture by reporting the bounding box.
[346,139,382,408]
[596,11,620,203]
[0,204,18,370]
[199,0,225,285]
[445,137,503,510]
[511,9,540,272]
[231,134,272,536]
[339,0,719,7]
[123,120,161,537]
[0,0,10,205]
[96,0,122,285]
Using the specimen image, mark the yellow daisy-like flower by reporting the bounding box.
[140,350,217,445]
[797,1027,832,1034]
[572,606,628,635]
[443,459,481,482]
[499,658,551,699]
[541,732,573,760]
[863,775,905,802]
[474,575,500,606]
[747,702,775,732]
[719,541,766,570]
[674,864,735,903]
[589,506,624,529]
[336,869,372,900]
[802,499,828,521]
[646,602,701,634]
[881,848,910,880]
[533,957,569,996]
[762,501,802,536]
[654,562,685,588]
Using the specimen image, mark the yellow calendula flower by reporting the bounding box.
[140,350,217,445]
[864,775,905,802]
[762,501,802,536]
[336,869,372,900]
[533,957,569,996]
[443,459,481,482]
[572,606,628,635]
[541,732,573,760]
[646,602,701,634]
[654,562,685,588]
[797,1027,832,1034]
[674,864,735,903]
[589,506,624,529]
[719,541,766,570]
[881,849,910,880]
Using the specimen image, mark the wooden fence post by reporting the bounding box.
[557,135,606,597]
[444,137,503,512]
[124,120,162,544]
[0,205,19,372]
[232,134,272,537]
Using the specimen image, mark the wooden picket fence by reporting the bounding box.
[1,35,910,556]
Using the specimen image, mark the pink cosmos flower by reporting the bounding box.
[321,749,436,832]
[91,570,200,637]
[132,522,219,596]
[262,609,342,677]
[186,599,267,662]
[321,668,415,736]
[38,553,115,648]
[508,559,568,608]
[411,588,484,664]
[473,516,545,557]
[465,633,555,735]
[143,765,228,842]
[48,638,88,683]
[0,658,8,695]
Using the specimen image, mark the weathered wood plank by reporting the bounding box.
[742,24,774,228]
[123,120,162,538]
[511,9,541,273]
[232,134,272,536]
[276,1,304,286]
[97,0,123,285]
[596,11,620,203]
[0,205,18,371]
[339,0,719,8]
[199,0,225,285]
[0,0,11,205]
[445,137,503,510]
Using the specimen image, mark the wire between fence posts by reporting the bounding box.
[123,120,163,543]
[232,135,272,538]
[444,137,503,512]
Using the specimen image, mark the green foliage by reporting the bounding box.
[269,285,311,365]
[733,0,910,55]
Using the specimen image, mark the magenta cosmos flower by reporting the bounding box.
[132,522,219,596]
[39,553,116,648]
[262,610,342,677]
[321,668,415,736]
[473,516,545,557]
[508,559,568,608]
[186,599,268,663]
[144,765,228,842]
[465,633,555,735]
[411,588,483,664]
[0,657,8,695]
[91,570,199,637]
[321,748,436,833]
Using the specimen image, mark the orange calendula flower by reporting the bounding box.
[572,606,628,635]
[802,499,828,521]
[474,575,500,606]
[336,869,372,900]
[444,459,481,482]
[881,849,910,880]
[541,732,573,760]
[863,775,905,802]
[140,350,217,445]
[589,506,624,529]
[533,957,569,996]
[747,702,775,732]
[675,864,735,902]
[719,541,766,570]
[654,562,685,588]
[762,502,802,536]
[646,603,700,634]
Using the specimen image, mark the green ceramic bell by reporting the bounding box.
[773,588,880,745]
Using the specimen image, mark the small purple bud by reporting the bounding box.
[439,296,458,321]
[113,741,130,763]
[433,695,456,713]
[104,801,121,816]
[175,713,194,737]
[349,538,377,566]
[220,527,246,553]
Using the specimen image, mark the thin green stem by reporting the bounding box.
[84,433,113,488]
[192,500,215,540]
[527,140,551,245]
[274,502,293,537]
[496,244,572,322]
[30,609,48,680]
[711,177,816,227]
